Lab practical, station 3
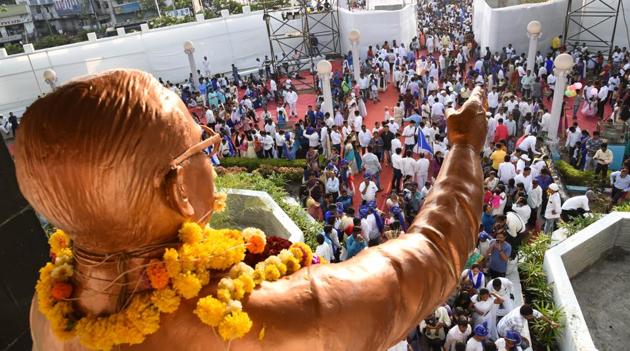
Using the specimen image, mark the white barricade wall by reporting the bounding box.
[472,0,567,56]
[0,5,417,116]
[339,4,417,57]
[0,12,271,115]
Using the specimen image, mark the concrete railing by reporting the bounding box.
[543,212,630,351]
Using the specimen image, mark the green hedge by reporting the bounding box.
[220,157,306,172]
[555,160,611,187]
[555,160,594,186]
[215,172,320,250]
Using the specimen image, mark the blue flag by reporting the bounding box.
[416,128,433,154]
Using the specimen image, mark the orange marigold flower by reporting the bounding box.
[246,235,266,254]
[51,282,73,301]
[146,259,169,290]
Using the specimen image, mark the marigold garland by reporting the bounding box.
[37,214,323,350]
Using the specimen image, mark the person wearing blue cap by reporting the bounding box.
[466,322,488,351]
[495,330,523,351]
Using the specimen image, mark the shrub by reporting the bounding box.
[219,157,306,172]
[613,202,630,212]
[254,164,303,182]
[559,213,602,237]
[554,160,610,187]
[3,42,23,55]
[518,234,564,349]
[215,172,321,250]
[554,160,593,186]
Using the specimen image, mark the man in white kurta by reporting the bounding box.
[471,289,503,341]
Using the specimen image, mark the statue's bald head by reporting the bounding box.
[15,69,202,252]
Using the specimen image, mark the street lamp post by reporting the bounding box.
[548,53,574,143]
[317,60,333,115]
[526,21,542,74]
[348,29,361,83]
[183,41,199,91]
[43,69,57,91]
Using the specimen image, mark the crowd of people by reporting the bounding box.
[3,0,629,350]
[153,0,629,350]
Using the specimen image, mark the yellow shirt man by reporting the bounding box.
[551,36,562,50]
[491,149,507,170]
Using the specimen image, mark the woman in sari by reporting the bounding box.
[245,133,257,158]
[306,147,320,174]
[344,142,359,175]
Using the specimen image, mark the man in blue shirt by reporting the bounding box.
[486,231,512,279]
[610,167,630,205]
[346,223,367,259]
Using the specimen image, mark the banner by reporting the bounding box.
[54,0,83,16]
[165,7,192,18]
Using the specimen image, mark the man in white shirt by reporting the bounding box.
[498,156,517,184]
[505,97,518,114]
[330,126,342,153]
[430,98,445,122]
[275,131,286,158]
[527,179,543,226]
[518,133,541,156]
[565,126,581,153]
[487,88,500,115]
[269,79,278,101]
[497,304,558,344]
[402,121,418,152]
[593,143,613,183]
[314,234,333,262]
[388,119,400,135]
[391,147,404,193]
[401,150,416,181]
[514,167,532,192]
[261,131,275,158]
[359,177,378,202]
[357,125,372,152]
[334,109,344,127]
[544,183,562,234]
[610,167,630,204]
[205,108,216,125]
[444,320,472,351]
[414,153,430,189]
[307,130,320,149]
[561,190,593,222]
[596,83,609,119]
[285,89,299,117]
[202,56,211,77]
[353,111,363,132]
[487,277,515,317]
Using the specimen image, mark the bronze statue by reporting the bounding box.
[16,70,486,350]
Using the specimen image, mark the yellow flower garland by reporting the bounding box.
[36,193,318,351]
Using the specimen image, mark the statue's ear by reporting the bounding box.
[165,165,195,217]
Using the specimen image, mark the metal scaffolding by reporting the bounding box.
[262,0,341,91]
[563,0,623,58]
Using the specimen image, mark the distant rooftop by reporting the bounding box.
[485,0,548,9]
[0,4,30,19]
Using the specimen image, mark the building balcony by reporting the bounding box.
[0,34,23,44]
[32,13,54,21]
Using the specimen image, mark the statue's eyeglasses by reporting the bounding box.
[170,125,221,169]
